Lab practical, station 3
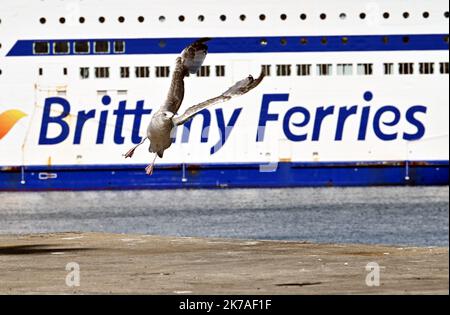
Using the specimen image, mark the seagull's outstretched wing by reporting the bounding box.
[181,37,211,74]
[172,70,265,126]
[162,38,211,114]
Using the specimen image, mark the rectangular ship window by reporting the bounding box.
[216,65,226,77]
[114,40,125,53]
[276,65,291,76]
[197,66,210,77]
[135,66,150,78]
[74,41,90,54]
[156,66,170,78]
[316,64,332,76]
[94,41,110,54]
[261,65,271,76]
[384,63,394,75]
[297,64,311,76]
[33,42,50,55]
[337,64,353,76]
[419,62,434,74]
[399,62,414,75]
[357,63,373,75]
[54,41,70,54]
[95,67,110,78]
[439,62,449,74]
[120,67,130,78]
[80,67,89,79]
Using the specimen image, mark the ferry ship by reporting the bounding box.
[0,0,448,190]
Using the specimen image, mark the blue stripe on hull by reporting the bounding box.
[7,34,449,57]
[0,161,448,191]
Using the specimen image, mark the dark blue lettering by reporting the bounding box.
[74,110,96,144]
[211,107,242,155]
[257,94,289,141]
[283,107,310,141]
[373,105,401,141]
[181,110,211,143]
[312,106,335,141]
[335,106,358,140]
[39,97,70,145]
[358,106,371,140]
[403,105,427,140]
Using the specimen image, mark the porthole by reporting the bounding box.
[118,16,125,23]
[280,14,287,20]
[259,14,266,21]
[445,36,449,44]
[321,37,328,45]
[423,12,430,18]
[220,15,226,21]
[359,12,366,19]
[138,16,145,23]
[403,36,410,44]
[280,38,287,46]
[403,12,410,19]
[341,37,348,44]
[159,40,166,48]
[300,13,307,20]
[240,14,246,21]
[300,37,308,45]
[382,36,389,44]
[320,13,327,20]
[79,17,85,23]
[383,12,390,19]
[178,15,185,22]
[198,15,205,22]
[445,11,449,18]
[339,13,347,20]
[40,17,46,24]
[159,16,166,22]
[260,38,268,46]
[59,17,66,24]
[99,16,105,23]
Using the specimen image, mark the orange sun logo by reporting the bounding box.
[0,109,27,140]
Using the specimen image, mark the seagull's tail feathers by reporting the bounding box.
[181,38,211,74]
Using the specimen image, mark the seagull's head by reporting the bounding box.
[162,111,175,121]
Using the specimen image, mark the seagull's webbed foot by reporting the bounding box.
[123,147,137,158]
[145,164,154,176]
[123,138,147,159]
[145,153,158,176]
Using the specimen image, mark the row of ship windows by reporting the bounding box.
[264,62,450,76]
[34,62,450,79]
[30,35,450,55]
[33,41,124,55]
[37,65,226,79]
[38,11,450,24]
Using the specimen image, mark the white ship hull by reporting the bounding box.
[0,0,448,189]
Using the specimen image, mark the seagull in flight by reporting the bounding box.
[123,38,265,175]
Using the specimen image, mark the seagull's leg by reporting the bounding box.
[123,138,147,158]
[145,153,158,175]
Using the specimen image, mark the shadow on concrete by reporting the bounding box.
[0,244,96,255]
